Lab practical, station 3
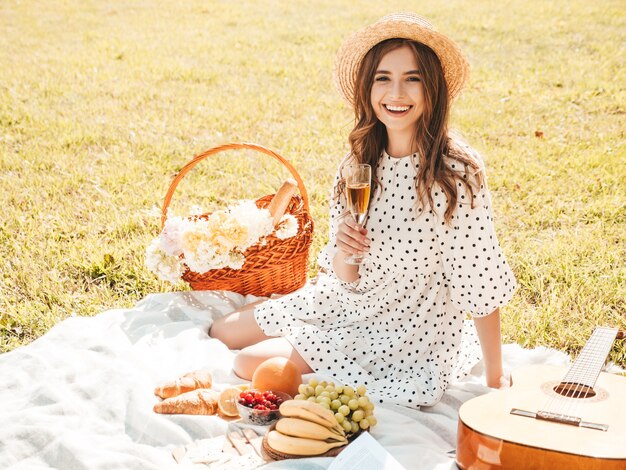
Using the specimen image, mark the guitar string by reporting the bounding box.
[560,332,600,419]
[559,330,608,420]
[541,327,614,417]
[563,328,616,420]
[563,328,614,419]
[549,332,597,419]
[546,335,591,419]
[543,328,616,421]
[543,331,596,417]
[567,328,616,418]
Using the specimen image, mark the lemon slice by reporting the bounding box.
[218,387,242,417]
[235,383,251,392]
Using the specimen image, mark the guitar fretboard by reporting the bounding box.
[561,327,618,389]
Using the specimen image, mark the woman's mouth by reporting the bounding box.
[384,104,412,115]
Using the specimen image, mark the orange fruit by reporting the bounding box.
[251,357,302,397]
[218,387,242,417]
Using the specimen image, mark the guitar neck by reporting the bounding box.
[561,327,618,388]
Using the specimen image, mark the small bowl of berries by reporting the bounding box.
[236,389,291,425]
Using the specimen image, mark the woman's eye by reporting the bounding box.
[375,76,390,81]
[407,76,421,82]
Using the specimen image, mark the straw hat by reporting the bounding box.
[334,13,470,105]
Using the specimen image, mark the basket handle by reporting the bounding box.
[161,142,310,228]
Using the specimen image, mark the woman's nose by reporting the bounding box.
[389,80,405,98]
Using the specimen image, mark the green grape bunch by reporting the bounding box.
[293,379,378,434]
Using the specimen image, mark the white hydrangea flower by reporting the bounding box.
[183,239,218,273]
[145,238,185,283]
[228,200,274,249]
[160,216,187,257]
[227,252,245,270]
[275,214,298,239]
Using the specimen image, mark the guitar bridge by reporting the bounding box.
[510,408,609,432]
[536,410,581,426]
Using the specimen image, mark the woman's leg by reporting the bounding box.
[208,295,312,380]
[208,299,271,350]
[233,337,314,380]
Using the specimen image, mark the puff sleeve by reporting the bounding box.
[434,172,516,317]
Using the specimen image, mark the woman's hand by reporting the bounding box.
[488,374,511,389]
[331,216,371,283]
[335,216,371,257]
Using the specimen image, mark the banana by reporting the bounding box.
[276,417,348,442]
[279,400,344,435]
[267,430,346,456]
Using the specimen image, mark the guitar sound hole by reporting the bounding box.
[553,382,596,398]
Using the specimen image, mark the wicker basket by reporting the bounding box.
[160,142,314,297]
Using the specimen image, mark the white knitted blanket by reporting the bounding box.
[0,291,571,470]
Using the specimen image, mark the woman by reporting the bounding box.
[210,13,516,407]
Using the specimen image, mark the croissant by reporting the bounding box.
[153,388,219,415]
[154,370,213,399]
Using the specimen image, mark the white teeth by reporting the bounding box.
[385,105,410,112]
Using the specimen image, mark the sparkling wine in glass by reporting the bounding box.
[344,163,371,265]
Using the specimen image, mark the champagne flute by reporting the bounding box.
[344,163,371,265]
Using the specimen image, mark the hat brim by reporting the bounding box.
[334,13,470,106]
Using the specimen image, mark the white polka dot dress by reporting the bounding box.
[254,148,516,408]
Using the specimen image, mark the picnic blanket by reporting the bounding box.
[0,291,573,470]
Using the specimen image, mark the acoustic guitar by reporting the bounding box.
[456,326,626,469]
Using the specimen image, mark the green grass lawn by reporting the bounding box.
[1,0,624,366]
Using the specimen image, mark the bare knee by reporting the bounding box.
[208,315,232,347]
[209,316,249,350]
[208,303,270,350]
[232,338,314,380]
[233,348,266,380]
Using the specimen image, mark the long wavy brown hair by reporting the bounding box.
[339,38,483,223]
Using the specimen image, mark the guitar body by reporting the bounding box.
[457,364,626,469]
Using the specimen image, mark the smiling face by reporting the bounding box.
[370,45,424,152]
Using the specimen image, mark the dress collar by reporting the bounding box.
[383,149,415,160]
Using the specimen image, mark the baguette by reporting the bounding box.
[267,178,298,227]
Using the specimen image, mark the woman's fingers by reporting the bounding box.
[336,219,370,255]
